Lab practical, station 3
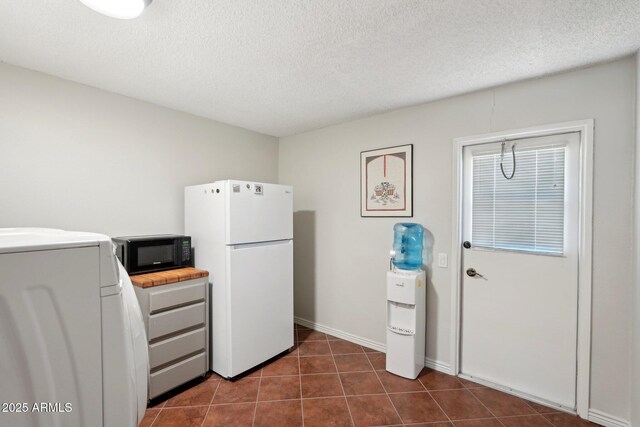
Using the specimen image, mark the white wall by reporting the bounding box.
[0,63,279,237]
[279,57,635,421]
[632,52,640,427]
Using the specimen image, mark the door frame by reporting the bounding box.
[449,119,594,418]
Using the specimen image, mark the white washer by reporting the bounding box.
[0,228,148,427]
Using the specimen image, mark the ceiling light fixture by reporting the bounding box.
[79,0,151,19]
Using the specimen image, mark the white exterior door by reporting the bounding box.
[460,132,580,409]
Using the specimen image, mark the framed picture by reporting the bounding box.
[360,144,413,217]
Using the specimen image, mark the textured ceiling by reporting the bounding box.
[1,1,640,137]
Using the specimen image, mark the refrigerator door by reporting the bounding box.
[226,181,292,245]
[227,239,293,377]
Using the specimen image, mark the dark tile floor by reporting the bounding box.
[140,324,597,427]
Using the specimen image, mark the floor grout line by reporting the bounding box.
[147,406,162,427]
[161,392,487,406]
[543,412,571,427]
[425,388,454,426]
[209,401,260,406]
[305,395,350,401]
[499,413,553,418]
[369,354,406,426]
[198,378,220,427]
[464,387,505,426]
[520,399,560,425]
[404,422,458,426]
[296,326,305,427]
[328,335,356,427]
[497,413,555,425]
[251,358,263,427]
[386,389,450,395]
[157,404,210,409]
[443,415,500,422]
[153,392,575,409]
[298,369,375,375]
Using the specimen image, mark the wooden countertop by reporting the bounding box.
[130,267,209,288]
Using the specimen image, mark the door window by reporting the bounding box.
[471,145,566,255]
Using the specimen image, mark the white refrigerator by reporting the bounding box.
[185,180,293,378]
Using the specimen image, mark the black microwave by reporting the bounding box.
[112,235,193,275]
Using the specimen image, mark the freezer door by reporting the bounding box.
[226,181,292,245]
[227,240,294,377]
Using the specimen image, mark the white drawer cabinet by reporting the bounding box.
[149,352,207,398]
[133,270,209,399]
[148,302,206,341]
[149,327,206,369]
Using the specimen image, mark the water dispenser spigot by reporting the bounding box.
[389,249,396,271]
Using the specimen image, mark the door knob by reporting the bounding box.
[466,268,486,279]
[463,241,471,249]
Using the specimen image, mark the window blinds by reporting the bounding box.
[471,145,566,255]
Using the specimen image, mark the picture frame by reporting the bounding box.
[360,144,413,217]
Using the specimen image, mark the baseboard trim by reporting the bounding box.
[588,409,630,427]
[294,317,453,377]
[294,317,385,352]
[424,357,454,375]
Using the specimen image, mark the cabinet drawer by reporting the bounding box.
[149,281,206,314]
[149,327,206,369]
[149,352,206,399]
[148,302,205,341]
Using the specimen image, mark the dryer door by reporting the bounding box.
[120,263,149,423]
[101,262,149,427]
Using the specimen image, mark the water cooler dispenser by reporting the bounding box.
[386,223,426,379]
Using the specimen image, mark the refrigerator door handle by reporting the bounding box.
[230,239,292,250]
